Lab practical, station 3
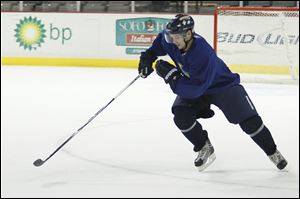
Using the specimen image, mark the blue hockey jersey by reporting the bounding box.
[148,32,240,99]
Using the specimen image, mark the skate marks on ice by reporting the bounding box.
[52,148,297,192]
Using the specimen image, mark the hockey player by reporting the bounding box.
[138,14,288,171]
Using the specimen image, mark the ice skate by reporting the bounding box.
[194,139,216,171]
[268,149,288,170]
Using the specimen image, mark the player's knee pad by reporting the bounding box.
[239,115,264,135]
[173,107,196,130]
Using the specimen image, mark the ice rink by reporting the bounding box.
[1,66,299,197]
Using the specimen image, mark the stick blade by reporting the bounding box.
[33,159,44,167]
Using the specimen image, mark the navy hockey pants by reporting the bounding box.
[171,84,267,152]
[172,84,258,125]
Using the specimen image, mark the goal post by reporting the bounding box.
[214,7,299,82]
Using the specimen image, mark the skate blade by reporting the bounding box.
[197,153,216,172]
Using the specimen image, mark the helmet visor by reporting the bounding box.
[164,30,187,44]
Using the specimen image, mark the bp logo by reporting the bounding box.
[14,16,46,50]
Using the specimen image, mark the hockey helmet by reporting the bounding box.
[164,14,194,43]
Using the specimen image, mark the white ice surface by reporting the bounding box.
[1,66,299,197]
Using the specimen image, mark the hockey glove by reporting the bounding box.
[155,60,180,84]
[138,50,157,78]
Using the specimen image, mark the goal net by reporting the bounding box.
[214,7,299,84]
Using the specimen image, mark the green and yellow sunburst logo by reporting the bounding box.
[14,16,46,50]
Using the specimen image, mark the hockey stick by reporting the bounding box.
[33,74,141,167]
